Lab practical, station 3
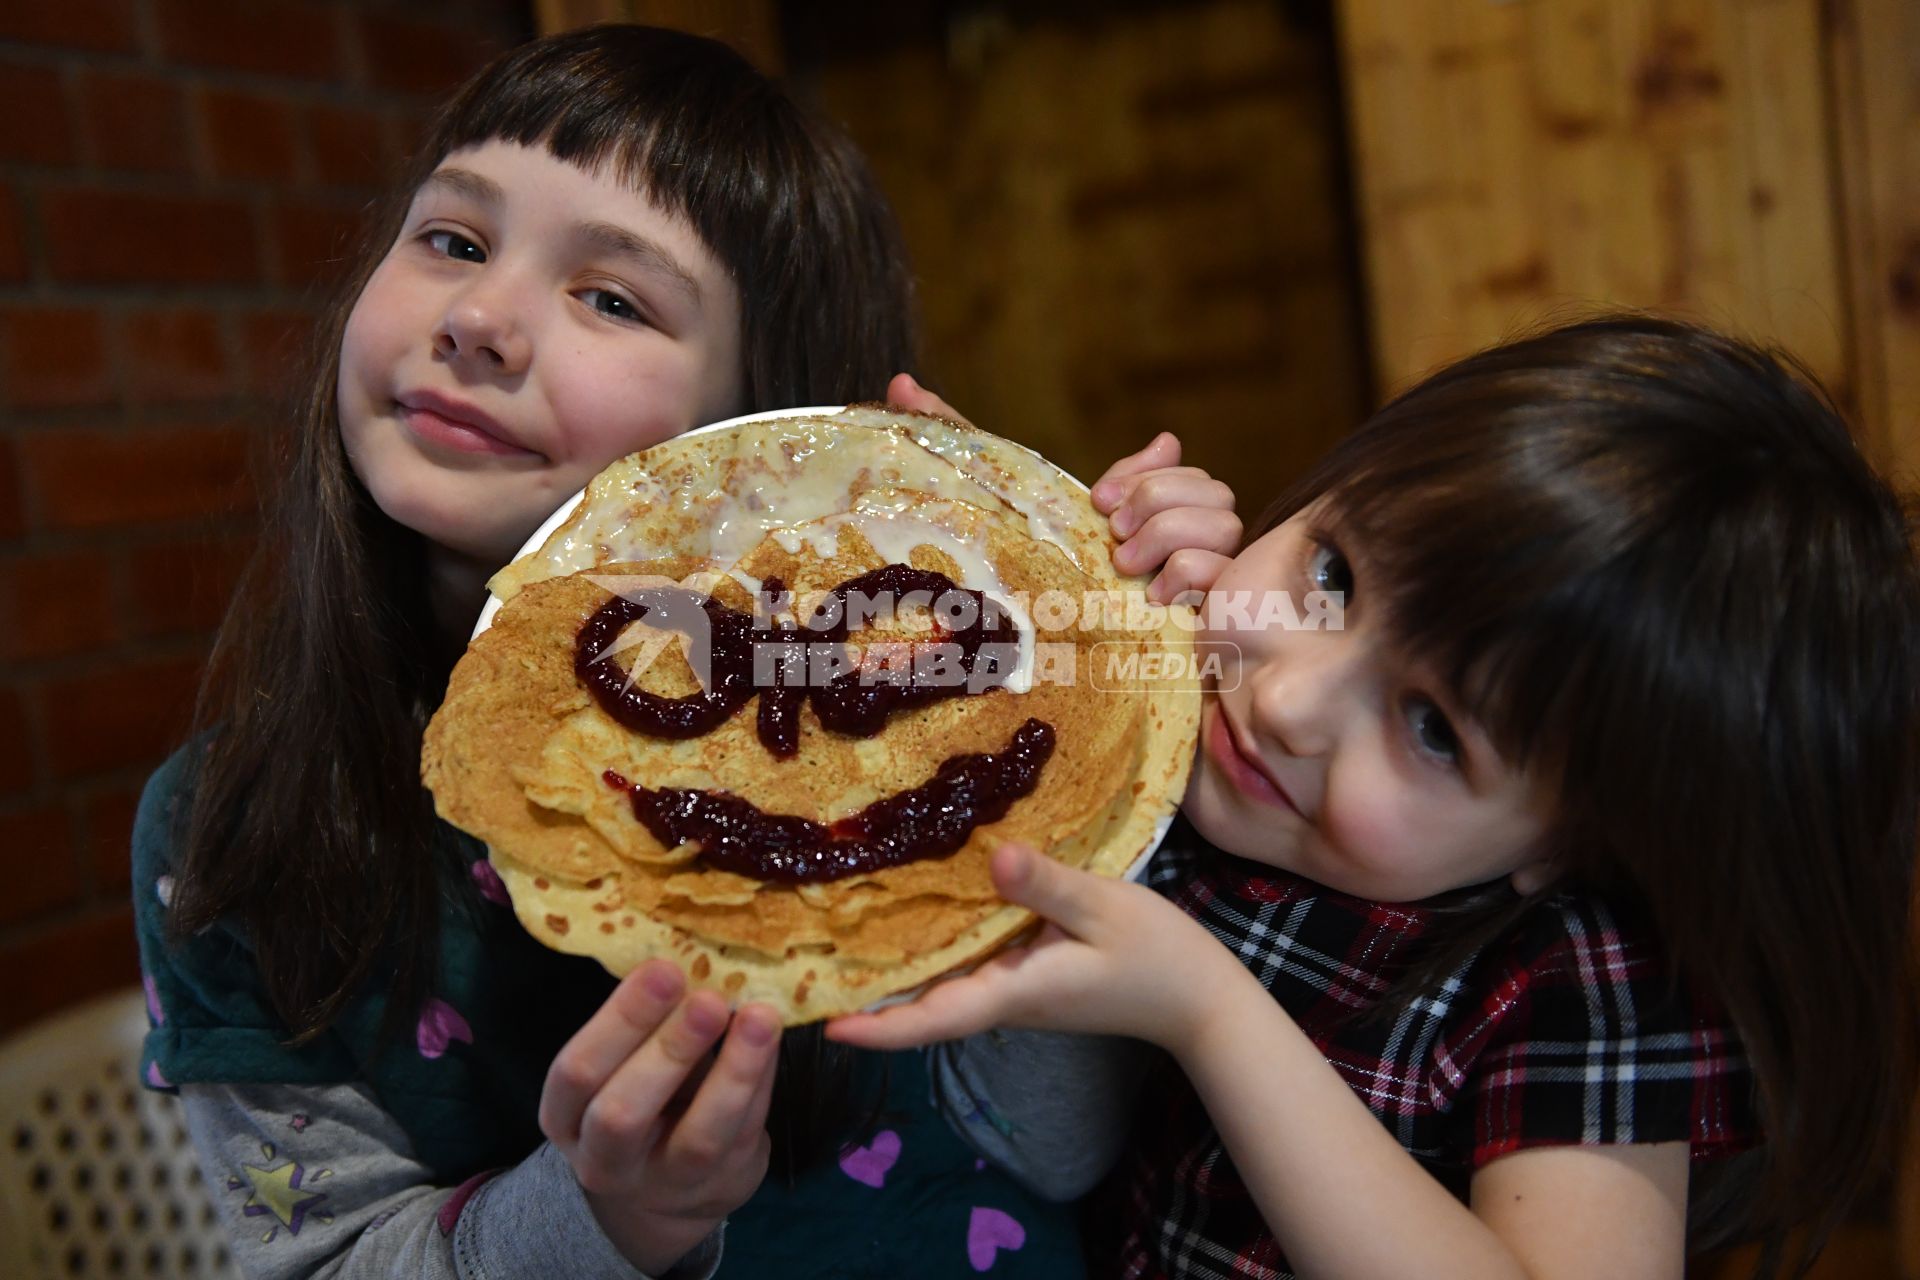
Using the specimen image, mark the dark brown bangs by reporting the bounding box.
[429,28,780,228]
[416,25,915,410]
[1256,317,1875,784]
[1313,410,1644,778]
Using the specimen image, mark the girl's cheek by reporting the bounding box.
[1318,770,1412,883]
[554,354,700,464]
[343,254,409,352]
[1197,552,1293,653]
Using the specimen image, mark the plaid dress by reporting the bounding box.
[1104,820,1756,1280]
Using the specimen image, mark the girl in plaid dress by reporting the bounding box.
[833,315,1920,1279]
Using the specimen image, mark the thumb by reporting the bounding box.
[991,843,1105,940]
[885,371,921,404]
[1089,432,1183,508]
[886,372,971,425]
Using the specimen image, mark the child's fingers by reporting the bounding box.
[825,971,1014,1049]
[820,1010,918,1050]
[1089,433,1183,510]
[727,1011,783,1147]
[660,1004,782,1171]
[886,373,971,426]
[540,960,687,1144]
[990,843,1112,941]
[1113,507,1243,577]
[1148,549,1236,606]
[1109,471,1237,537]
[573,988,733,1182]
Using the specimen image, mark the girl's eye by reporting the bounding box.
[579,287,642,324]
[1306,541,1354,598]
[1404,697,1462,766]
[425,230,486,263]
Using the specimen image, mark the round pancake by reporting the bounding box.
[422,408,1201,1022]
[486,407,1129,604]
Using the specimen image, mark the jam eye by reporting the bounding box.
[425,230,486,263]
[1404,697,1461,765]
[1307,541,1353,598]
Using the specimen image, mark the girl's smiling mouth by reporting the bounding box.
[397,390,543,459]
[1204,700,1301,815]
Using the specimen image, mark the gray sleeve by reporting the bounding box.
[926,1030,1159,1202]
[176,1081,723,1280]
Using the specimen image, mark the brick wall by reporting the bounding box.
[0,0,529,1037]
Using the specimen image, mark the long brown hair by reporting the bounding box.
[167,25,917,1172]
[1253,315,1920,1275]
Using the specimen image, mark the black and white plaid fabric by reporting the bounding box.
[1103,820,1755,1280]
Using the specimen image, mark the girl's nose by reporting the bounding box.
[435,283,531,375]
[1245,633,1358,759]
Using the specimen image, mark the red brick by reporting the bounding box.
[0,0,138,54]
[357,12,503,97]
[199,86,301,184]
[0,686,32,796]
[381,109,425,174]
[0,437,22,545]
[0,436,23,539]
[127,530,251,639]
[0,907,140,1037]
[0,306,114,411]
[83,783,142,897]
[273,199,367,290]
[121,307,228,404]
[155,0,344,82]
[42,186,258,286]
[0,803,83,928]
[0,183,26,283]
[20,426,253,532]
[0,63,77,166]
[241,306,316,398]
[75,69,191,176]
[37,652,202,782]
[306,102,389,189]
[0,547,120,664]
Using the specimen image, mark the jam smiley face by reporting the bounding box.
[575,564,1056,884]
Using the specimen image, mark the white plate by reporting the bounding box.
[466,402,1175,881]
[471,405,849,640]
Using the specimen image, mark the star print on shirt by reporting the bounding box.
[226,1142,335,1241]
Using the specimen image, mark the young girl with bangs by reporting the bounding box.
[129,24,1242,1279]
[832,315,1920,1279]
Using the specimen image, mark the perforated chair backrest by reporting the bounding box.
[0,988,234,1279]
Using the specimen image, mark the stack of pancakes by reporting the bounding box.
[423,407,1199,1023]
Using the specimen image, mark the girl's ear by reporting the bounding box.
[1508,857,1558,897]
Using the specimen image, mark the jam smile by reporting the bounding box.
[605,720,1054,885]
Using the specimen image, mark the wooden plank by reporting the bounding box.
[1725,0,1849,392]
[1338,0,1472,383]
[1336,0,1848,402]
[1829,0,1920,473]
[1526,0,1619,307]
[806,2,1367,503]
[532,0,617,37]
